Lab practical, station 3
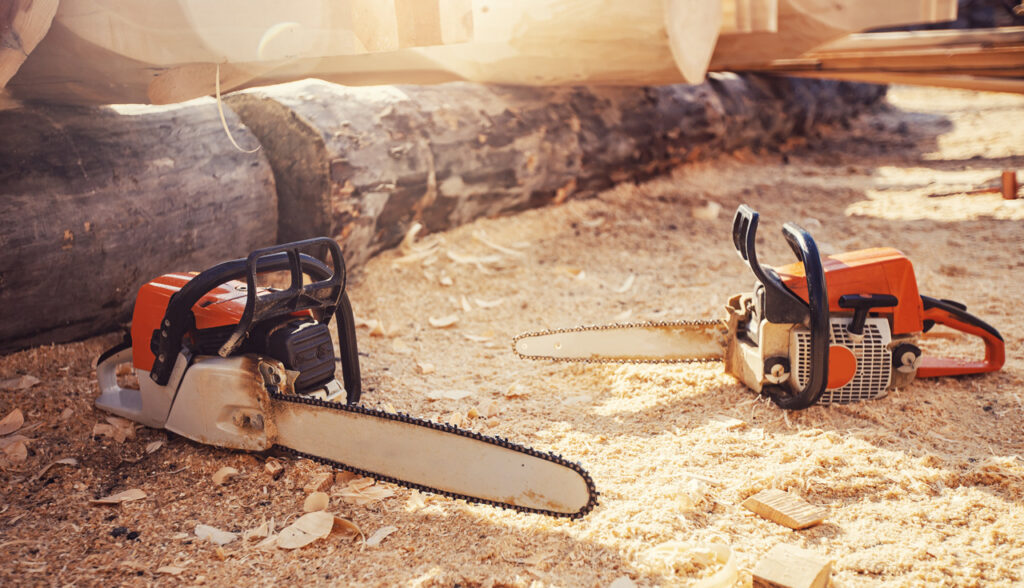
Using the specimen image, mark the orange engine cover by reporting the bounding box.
[775,247,924,336]
[130,273,252,372]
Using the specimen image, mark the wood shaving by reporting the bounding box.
[332,516,363,539]
[405,490,427,513]
[614,274,636,294]
[277,511,335,549]
[439,274,454,287]
[211,467,240,485]
[460,295,473,312]
[463,333,492,342]
[145,440,164,453]
[472,297,504,308]
[195,524,238,546]
[391,338,413,354]
[473,229,526,257]
[0,408,24,435]
[338,478,395,505]
[4,440,27,463]
[156,566,185,576]
[609,576,637,588]
[0,375,40,391]
[264,458,284,480]
[416,362,435,375]
[303,491,330,512]
[612,309,633,322]
[446,250,503,266]
[30,457,78,482]
[504,384,529,398]
[691,200,722,221]
[242,520,273,541]
[365,525,398,547]
[304,472,334,493]
[478,400,501,418]
[426,390,473,401]
[58,407,74,421]
[428,314,459,328]
[444,411,465,427]
[91,488,146,505]
[0,434,29,450]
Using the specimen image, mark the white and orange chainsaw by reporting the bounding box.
[96,238,596,518]
[514,205,1005,409]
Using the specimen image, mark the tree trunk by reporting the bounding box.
[0,100,277,352]
[226,75,886,269]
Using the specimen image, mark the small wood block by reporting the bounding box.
[753,543,832,588]
[742,489,827,530]
[264,458,285,480]
[303,471,335,494]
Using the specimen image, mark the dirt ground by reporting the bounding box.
[1,85,1022,587]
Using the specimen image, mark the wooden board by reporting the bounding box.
[742,488,827,529]
[780,71,1024,94]
[753,544,832,588]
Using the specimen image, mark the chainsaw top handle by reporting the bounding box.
[732,205,829,410]
[148,238,362,403]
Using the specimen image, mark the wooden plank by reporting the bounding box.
[780,70,1024,94]
[721,0,779,34]
[742,489,827,530]
[0,0,58,90]
[664,0,722,82]
[766,45,1024,72]
[819,27,1024,54]
[753,544,832,588]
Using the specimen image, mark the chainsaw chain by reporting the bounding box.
[268,390,599,519]
[512,319,727,364]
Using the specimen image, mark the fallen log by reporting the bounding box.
[0,100,277,352]
[226,75,887,269]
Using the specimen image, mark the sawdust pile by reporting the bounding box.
[1,86,1022,586]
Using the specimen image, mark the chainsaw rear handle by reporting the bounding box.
[732,205,829,410]
[148,238,361,403]
[916,295,1005,378]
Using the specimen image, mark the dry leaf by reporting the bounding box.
[212,467,240,485]
[195,524,238,546]
[0,376,40,391]
[472,297,504,308]
[0,408,25,436]
[416,362,435,375]
[145,440,164,454]
[277,511,335,550]
[30,457,78,482]
[157,566,185,576]
[4,441,27,463]
[365,525,397,547]
[428,315,459,328]
[614,274,636,294]
[92,488,147,505]
[426,390,473,401]
[303,491,330,512]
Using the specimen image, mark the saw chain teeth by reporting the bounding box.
[269,391,599,519]
[512,319,726,365]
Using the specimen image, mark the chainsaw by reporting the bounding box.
[96,238,596,518]
[513,205,1005,409]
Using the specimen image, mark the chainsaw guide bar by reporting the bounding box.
[268,391,599,519]
[512,320,727,364]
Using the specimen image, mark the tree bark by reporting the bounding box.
[226,75,886,269]
[0,100,277,352]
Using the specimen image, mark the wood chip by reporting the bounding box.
[264,458,285,480]
[710,414,746,430]
[742,489,827,530]
[614,274,636,293]
[365,525,397,547]
[156,566,185,576]
[145,440,164,454]
[339,478,395,505]
[428,314,459,328]
[473,297,505,308]
[473,229,526,257]
[303,491,330,512]
[444,411,465,427]
[463,333,492,342]
[59,407,74,421]
[0,408,25,436]
[0,434,29,449]
[426,389,473,401]
[195,524,238,546]
[243,520,273,541]
[692,200,722,220]
[612,309,633,322]
[391,338,413,354]
[332,516,363,539]
[460,295,473,312]
[94,416,135,443]
[609,576,638,588]
[405,490,427,513]
[478,400,501,418]
[91,488,147,505]
[504,384,529,399]
[4,440,27,463]
[277,511,334,549]
[439,274,454,287]
[0,376,40,391]
[304,471,334,493]
[416,362,435,375]
[752,543,832,588]
[212,467,240,485]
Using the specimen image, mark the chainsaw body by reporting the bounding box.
[96,238,361,446]
[723,205,1004,409]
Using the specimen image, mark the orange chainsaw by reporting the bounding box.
[96,238,596,518]
[514,205,1005,409]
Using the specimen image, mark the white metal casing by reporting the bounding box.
[791,317,893,404]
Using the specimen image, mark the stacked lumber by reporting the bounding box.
[4,0,959,105]
[743,27,1024,94]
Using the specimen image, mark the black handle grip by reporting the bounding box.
[730,206,830,410]
[838,293,898,336]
